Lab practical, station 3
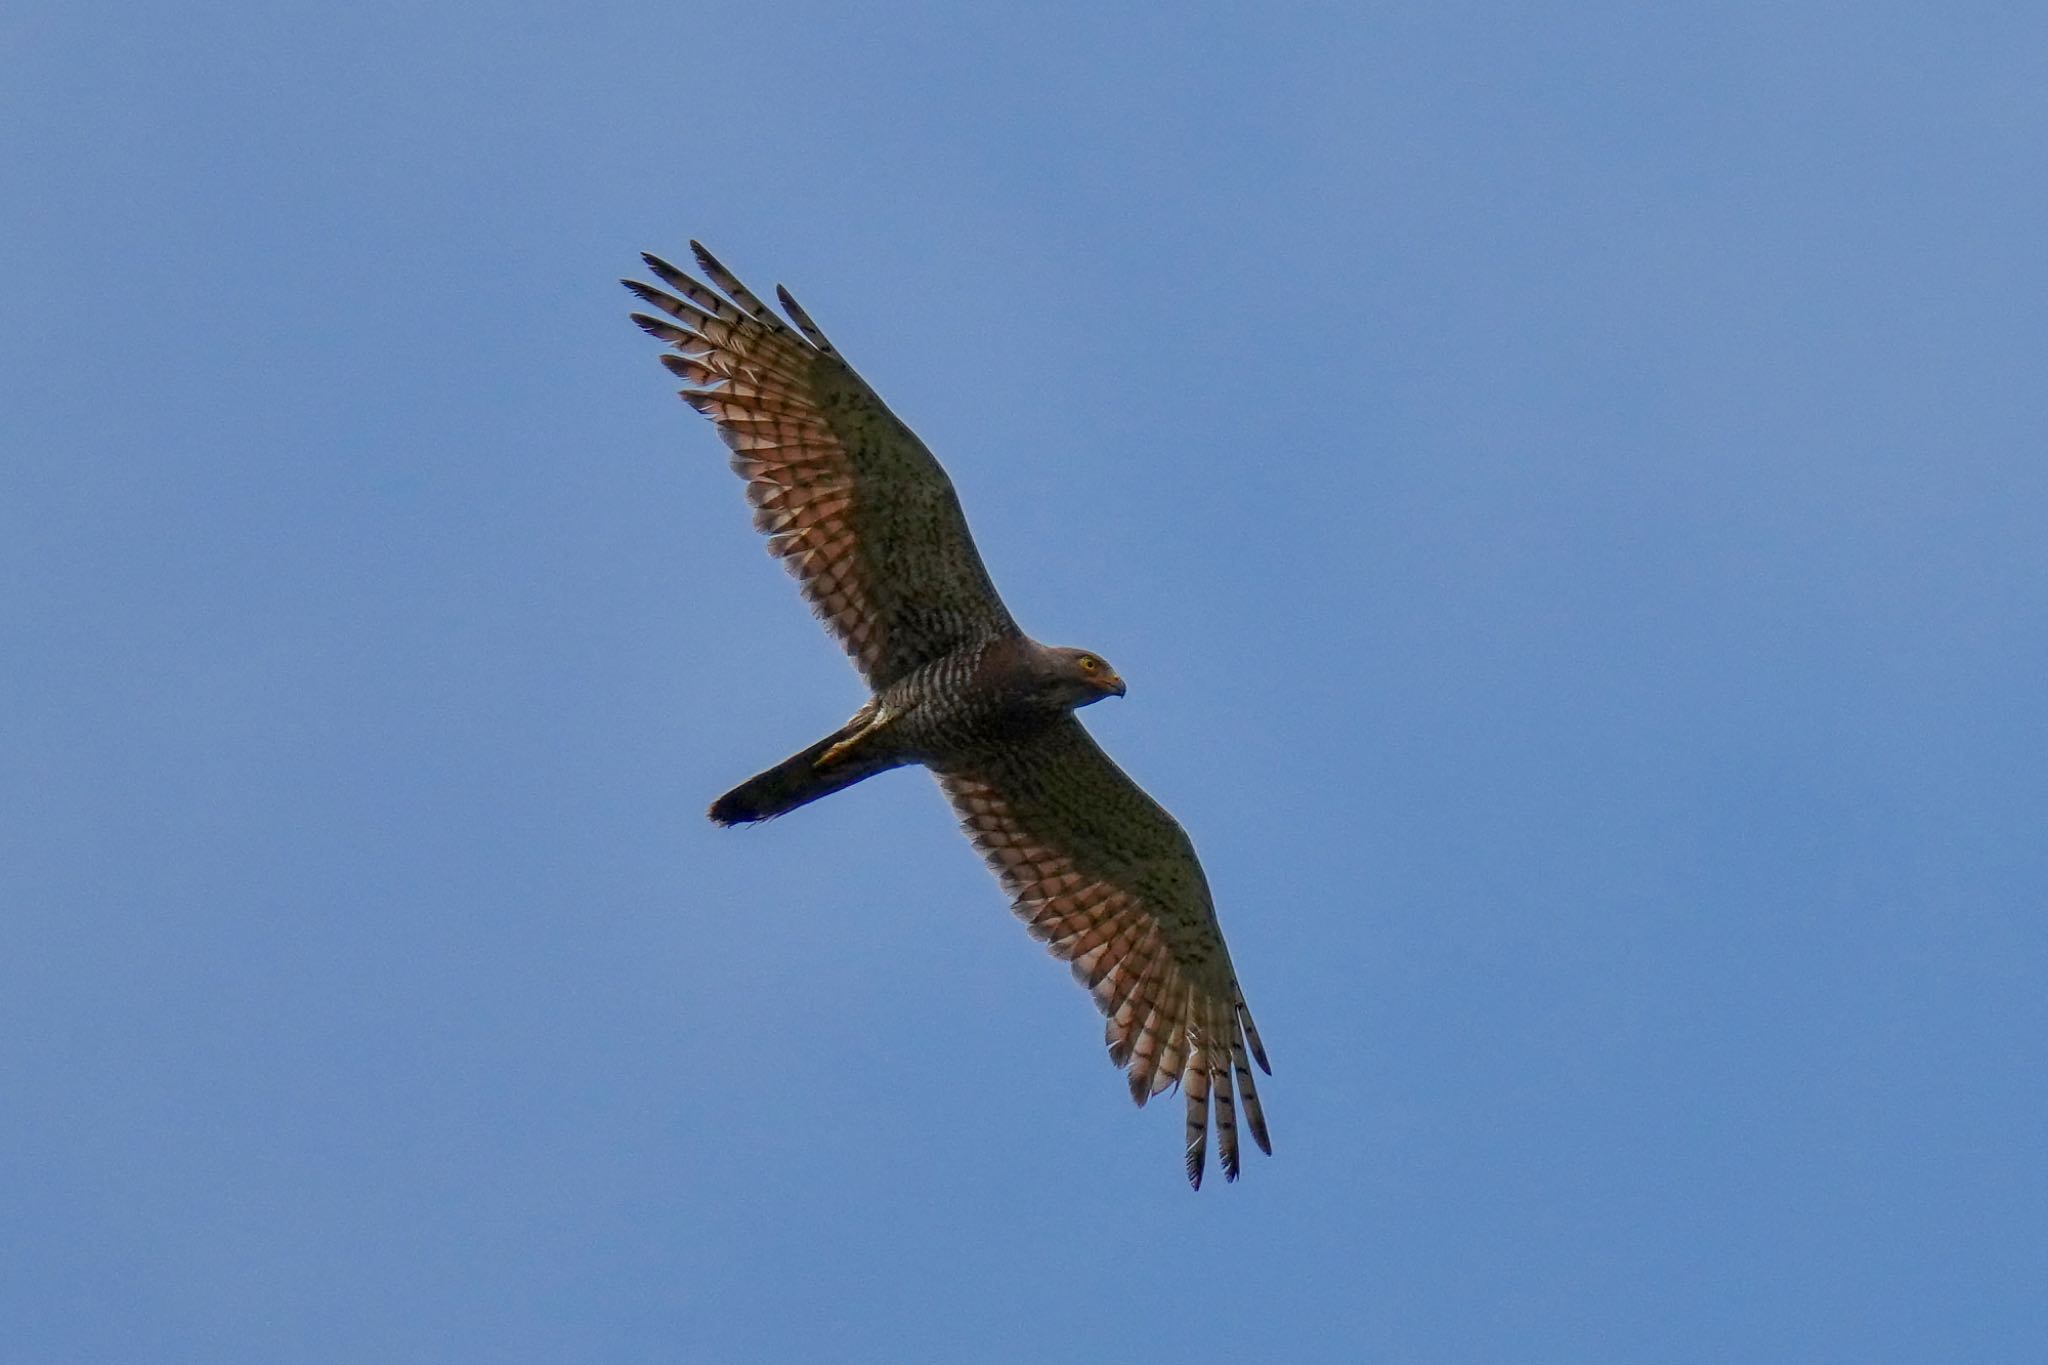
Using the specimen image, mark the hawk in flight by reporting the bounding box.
[625,244,1271,1187]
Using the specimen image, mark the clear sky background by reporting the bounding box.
[7,3,2046,1361]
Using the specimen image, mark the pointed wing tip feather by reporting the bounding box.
[1240,1005,1272,1073]
[621,278,673,312]
[1221,1112,1243,1182]
[689,239,728,280]
[776,283,837,353]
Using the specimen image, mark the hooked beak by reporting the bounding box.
[1104,674,1127,698]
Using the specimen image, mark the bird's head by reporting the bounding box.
[1041,645,1127,711]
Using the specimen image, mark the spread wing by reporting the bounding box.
[625,244,1019,689]
[936,718,1271,1188]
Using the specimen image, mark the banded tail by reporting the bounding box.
[708,708,901,825]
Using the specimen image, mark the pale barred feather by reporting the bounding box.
[686,241,794,335]
[1208,995,1242,1183]
[1233,1016,1270,1154]
[1183,1035,1211,1186]
[641,251,755,327]
[775,284,838,354]
[1106,944,1168,1064]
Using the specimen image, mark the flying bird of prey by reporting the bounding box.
[624,244,1271,1187]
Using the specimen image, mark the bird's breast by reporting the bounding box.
[881,638,1058,761]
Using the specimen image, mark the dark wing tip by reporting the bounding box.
[776,283,837,354]
[639,253,693,295]
[621,278,671,310]
[689,239,727,280]
[1240,1002,1272,1074]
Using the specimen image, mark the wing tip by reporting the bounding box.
[776,282,837,354]
[1239,999,1272,1074]
[629,311,674,340]
[690,239,739,291]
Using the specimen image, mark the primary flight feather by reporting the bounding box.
[625,243,1271,1187]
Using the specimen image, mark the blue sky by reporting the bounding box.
[7,2,2046,1361]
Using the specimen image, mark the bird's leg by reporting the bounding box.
[815,700,890,769]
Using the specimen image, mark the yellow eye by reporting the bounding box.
[1079,656,1099,672]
